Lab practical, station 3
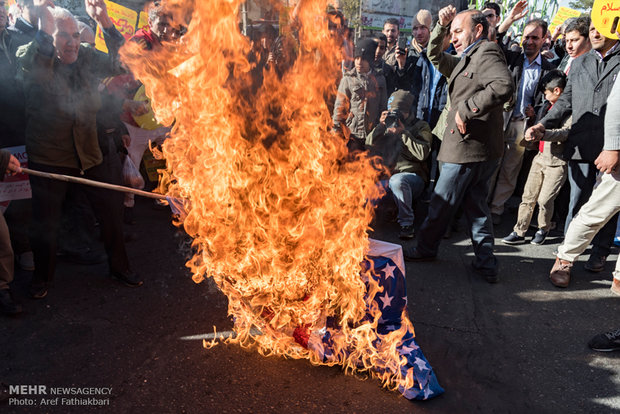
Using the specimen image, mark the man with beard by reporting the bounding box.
[404,7,513,283]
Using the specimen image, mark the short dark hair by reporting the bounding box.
[384,18,400,31]
[564,16,591,38]
[541,70,567,92]
[482,2,501,17]
[525,18,548,38]
[373,32,387,43]
[466,10,489,40]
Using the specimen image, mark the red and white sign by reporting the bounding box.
[0,146,31,203]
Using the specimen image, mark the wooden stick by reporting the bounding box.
[21,167,167,200]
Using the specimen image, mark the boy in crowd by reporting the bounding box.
[503,70,570,245]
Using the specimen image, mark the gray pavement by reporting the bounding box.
[1,197,619,413]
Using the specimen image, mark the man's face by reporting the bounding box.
[544,87,561,104]
[375,39,386,62]
[482,8,499,28]
[564,29,590,58]
[589,22,616,53]
[522,24,544,59]
[412,24,430,48]
[54,18,80,65]
[451,13,482,56]
[150,13,173,42]
[354,56,370,73]
[383,23,399,46]
[0,0,7,31]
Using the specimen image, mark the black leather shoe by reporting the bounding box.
[0,289,22,315]
[584,254,607,273]
[111,269,143,287]
[470,261,498,284]
[403,247,436,262]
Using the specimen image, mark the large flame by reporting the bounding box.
[121,0,418,392]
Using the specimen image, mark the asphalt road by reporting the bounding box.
[1,196,619,414]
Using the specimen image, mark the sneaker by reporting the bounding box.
[584,254,607,273]
[403,247,436,262]
[17,251,35,271]
[111,269,143,287]
[0,289,22,315]
[611,279,620,296]
[502,232,525,245]
[550,257,572,287]
[530,229,548,245]
[399,225,415,240]
[588,329,620,352]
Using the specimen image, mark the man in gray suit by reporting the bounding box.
[404,6,513,283]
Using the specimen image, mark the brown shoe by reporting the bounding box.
[550,257,572,288]
[611,278,620,296]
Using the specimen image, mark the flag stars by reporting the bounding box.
[379,291,393,308]
[382,263,396,280]
[413,357,428,371]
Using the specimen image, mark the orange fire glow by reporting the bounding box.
[121,0,420,393]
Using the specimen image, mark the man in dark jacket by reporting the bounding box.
[17,0,141,299]
[529,21,620,273]
[404,7,513,283]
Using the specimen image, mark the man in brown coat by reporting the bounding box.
[404,7,513,283]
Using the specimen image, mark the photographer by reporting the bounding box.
[365,90,432,239]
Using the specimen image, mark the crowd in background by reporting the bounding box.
[0,0,619,351]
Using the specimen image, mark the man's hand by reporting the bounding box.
[379,110,389,125]
[551,24,563,41]
[85,0,112,29]
[386,119,405,136]
[6,155,21,175]
[438,5,456,27]
[524,104,535,119]
[507,0,528,23]
[594,150,620,174]
[396,48,407,69]
[525,123,545,141]
[121,134,131,148]
[455,111,466,134]
[498,0,528,34]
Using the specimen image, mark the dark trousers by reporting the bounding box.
[29,157,129,288]
[566,161,618,257]
[4,198,32,254]
[416,159,500,273]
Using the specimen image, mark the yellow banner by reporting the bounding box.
[95,0,138,53]
[592,0,620,40]
[138,11,150,33]
[548,7,582,35]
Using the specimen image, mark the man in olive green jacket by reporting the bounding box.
[366,90,432,240]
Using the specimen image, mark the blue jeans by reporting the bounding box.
[389,172,426,227]
[416,160,499,273]
[567,161,618,257]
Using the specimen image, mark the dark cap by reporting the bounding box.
[387,89,414,113]
[354,38,377,63]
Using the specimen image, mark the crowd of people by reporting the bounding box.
[0,0,619,353]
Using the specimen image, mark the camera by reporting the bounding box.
[384,110,404,130]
